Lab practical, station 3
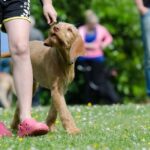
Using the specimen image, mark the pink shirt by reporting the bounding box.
[79,24,113,58]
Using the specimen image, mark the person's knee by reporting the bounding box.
[10,42,30,60]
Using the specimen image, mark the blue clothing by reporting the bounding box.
[85,29,97,43]
[141,9,150,95]
[78,56,105,63]
[1,32,9,52]
[0,32,11,73]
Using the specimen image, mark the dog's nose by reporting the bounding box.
[53,26,60,32]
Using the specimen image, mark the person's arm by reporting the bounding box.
[42,0,57,24]
[135,0,149,15]
[101,28,113,49]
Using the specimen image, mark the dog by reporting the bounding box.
[1,22,85,134]
[0,73,15,108]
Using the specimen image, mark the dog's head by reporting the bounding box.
[44,22,85,63]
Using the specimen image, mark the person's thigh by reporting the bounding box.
[141,13,150,65]
[4,19,30,54]
[141,12,150,94]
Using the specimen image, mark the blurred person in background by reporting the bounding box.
[77,10,119,104]
[135,0,150,96]
[0,31,13,108]
[29,16,44,41]
[0,32,11,73]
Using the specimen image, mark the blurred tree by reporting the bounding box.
[53,0,91,26]
[31,0,146,103]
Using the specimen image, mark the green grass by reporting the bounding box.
[0,104,150,150]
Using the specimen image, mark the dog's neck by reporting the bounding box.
[52,47,75,88]
[55,47,73,67]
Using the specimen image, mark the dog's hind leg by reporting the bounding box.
[46,101,57,132]
[11,105,20,129]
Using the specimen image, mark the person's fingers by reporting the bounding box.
[48,13,57,25]
[44,13,51,24]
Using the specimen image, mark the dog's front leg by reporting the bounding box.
[46,101,57,132]
[0,91,11,108]
[11,105,20,129]
[51,84,80,134]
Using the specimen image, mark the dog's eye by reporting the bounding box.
[67,28,72,32]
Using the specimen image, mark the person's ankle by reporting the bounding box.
[20,114,32,122]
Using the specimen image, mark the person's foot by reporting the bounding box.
[18,118,49,137]
[0,122,12,137]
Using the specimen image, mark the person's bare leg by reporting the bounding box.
[4,19,32,121]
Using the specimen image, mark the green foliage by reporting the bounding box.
[53,0,91,26]
[31,0,146,102]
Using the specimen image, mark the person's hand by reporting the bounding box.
[111,69,118,77]
[43,3,57,25]
[137,5,149,15]
[141,7,149,15]
[135,0,149,15]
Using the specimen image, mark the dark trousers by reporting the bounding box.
[75,59,119,104]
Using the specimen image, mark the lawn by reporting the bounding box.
[0,104,150,150]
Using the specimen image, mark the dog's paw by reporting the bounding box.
[49,124,57,132]
[67,128,80,135]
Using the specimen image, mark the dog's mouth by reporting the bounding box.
[50,32,60,42]
[50,32,66,46]
[51,33,57,38]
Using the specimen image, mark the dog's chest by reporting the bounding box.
[31,60,50,88]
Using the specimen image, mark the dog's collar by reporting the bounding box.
[68,58,76,65]
[68,61,74,65]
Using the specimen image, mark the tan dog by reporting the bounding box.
[0,73,15,108]
[1,22,85,134]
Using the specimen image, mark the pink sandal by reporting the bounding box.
[18,119,49,137]
[0,122,12,137]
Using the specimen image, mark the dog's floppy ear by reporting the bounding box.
[44,37,51,47]
[70,35,85,62]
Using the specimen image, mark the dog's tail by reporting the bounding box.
[0,52,11,58]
